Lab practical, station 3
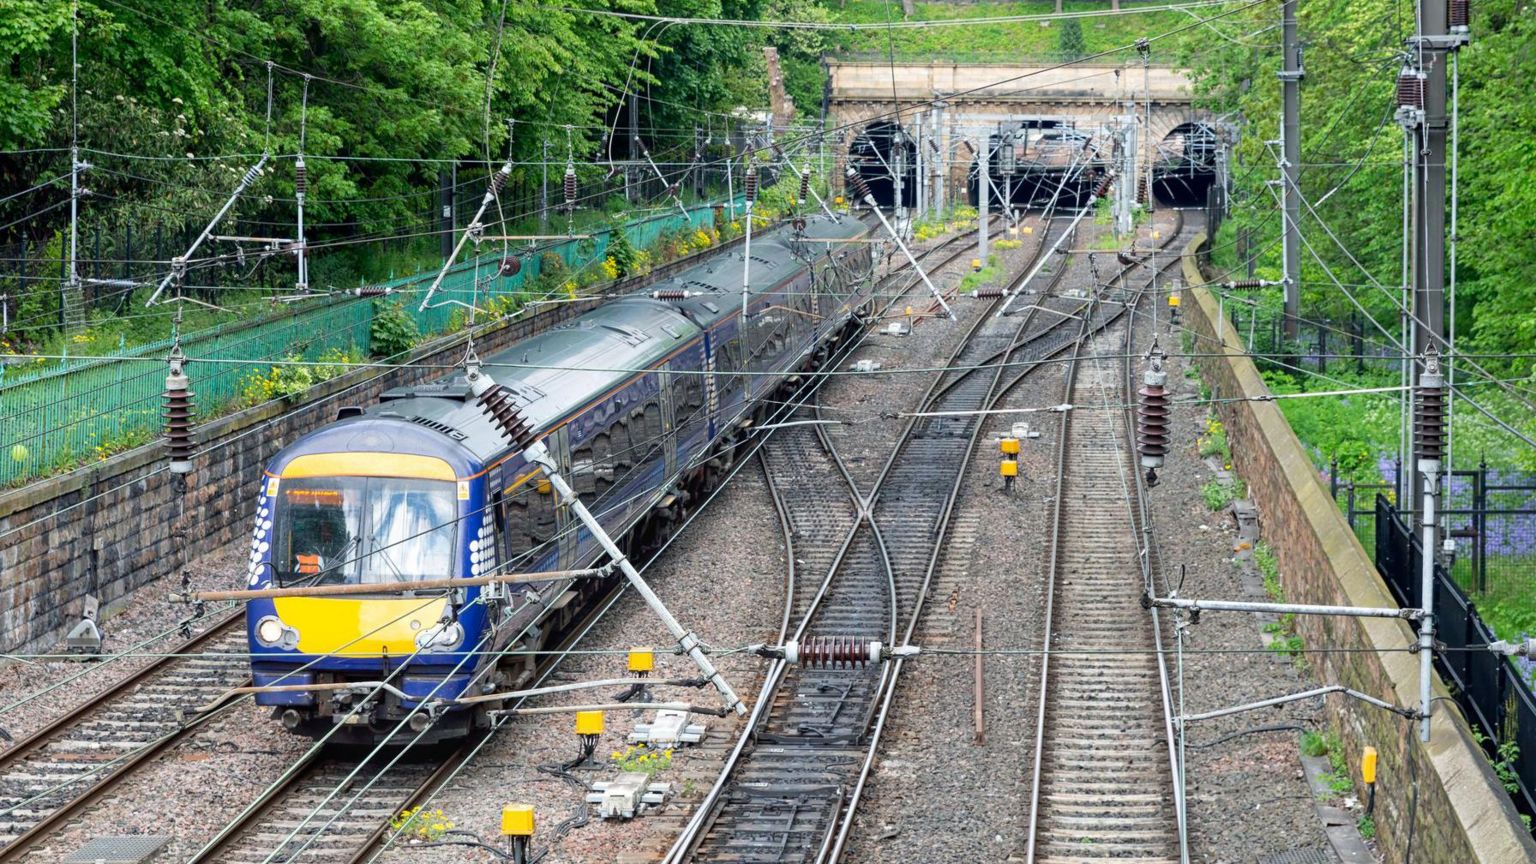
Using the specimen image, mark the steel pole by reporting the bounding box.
[1280,0,1303,343]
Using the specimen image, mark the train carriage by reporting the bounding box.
[243,213,874,743]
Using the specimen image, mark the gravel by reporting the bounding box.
[1150,309,1343,864]
[0,548,240,745]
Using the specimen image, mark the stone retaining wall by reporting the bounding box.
[1180,234,1536,864]
[0,298,598,654]
[0,214,786,655]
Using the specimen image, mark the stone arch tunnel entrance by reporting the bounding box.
[848,121,917,209]
[1152,121,1219,207]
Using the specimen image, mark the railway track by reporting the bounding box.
[669,208,1192,864]
[664,206,1118,864]
[0,214,996,863]
[1022,219,1191,863]
[163,216,998,864]
[0,610,246,860]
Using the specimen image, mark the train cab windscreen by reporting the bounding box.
[271,477,457,586]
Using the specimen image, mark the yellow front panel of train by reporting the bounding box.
[272,597,448,656]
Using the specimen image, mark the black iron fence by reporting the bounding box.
[1375,495,1536,818]
[1334,458,1536,609]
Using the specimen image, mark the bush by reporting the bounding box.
[1202,477,1245,511]
[608,223,641,278]
[369,299,419,358]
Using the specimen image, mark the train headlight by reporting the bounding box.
[255,615,300,650]
[415,621,465,653]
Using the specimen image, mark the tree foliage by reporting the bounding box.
[0,0,801,245]
[1183,0,1536,464]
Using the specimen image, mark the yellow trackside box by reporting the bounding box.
[1362,746,1378,784]
[575,710,604,736]
[1000,437,1021,455]
[502,804,535,837]
[628,649,655,674]
[1168,293,1182,308]
[999,460,1018,478]
[971,258,983,271]
[1023,225,1033,235]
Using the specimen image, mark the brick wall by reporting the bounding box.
[1180,236,1536,864]
[0,299,598,654]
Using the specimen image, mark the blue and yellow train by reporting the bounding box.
[242,213,874,743]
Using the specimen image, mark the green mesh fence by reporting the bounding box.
[0,203,729,487]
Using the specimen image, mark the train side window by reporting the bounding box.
[500,480,557,563]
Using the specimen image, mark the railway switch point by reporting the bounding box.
[588,773,670,820]
[629,709,707,747]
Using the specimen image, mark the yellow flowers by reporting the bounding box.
[610,743,673,777]
[601,257,620,280]
[389,806,453,842]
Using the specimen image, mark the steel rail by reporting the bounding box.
[1020,216,1194,864]
[0,609,247,861]
[667,206,1086,864]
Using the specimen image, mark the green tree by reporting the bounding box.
[1057,18,1086,61]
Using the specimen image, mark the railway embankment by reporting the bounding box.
[1181,234,1536,864]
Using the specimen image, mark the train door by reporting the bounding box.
[657,370,678,481]
[547,426,579,569]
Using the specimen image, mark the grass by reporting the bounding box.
[958,254,1004,294]
[1302,731,1355,798]
[828,1,1198,64]
[1255,541,1281,601]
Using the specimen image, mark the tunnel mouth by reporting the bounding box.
[849,121,917,209]
[1152,121,1219,207]
[973,128,1106,210]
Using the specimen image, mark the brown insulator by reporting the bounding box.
[1136,174,1150,205]
[353,284,393,297]
[563,166,577,212]
[1092,171,1116,199]
[974,286,1006,298]
[1397,67,1427,111]
[1414,355,1446,463]
[795,635,873,669]
[478,384,540,450]
[294,157,307,198]
[1448,0,1469,30]
[845,167,873,201]
[490,166,509,197]
[499,255,521,277]
[797,169,810,205]
[1117,250,1139,267]
[744,164,759,204]
[164,354,196,474]
[1137,351,1169,485]
[1226,278,1265,290]
[652,288,688,300]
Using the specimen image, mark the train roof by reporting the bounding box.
[311,213,868,464]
